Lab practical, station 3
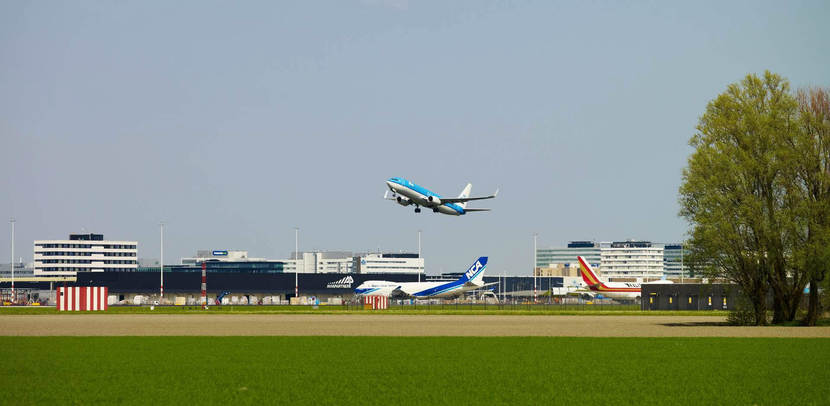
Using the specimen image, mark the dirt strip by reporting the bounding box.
[2,314,830,337]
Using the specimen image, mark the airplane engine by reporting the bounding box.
[396,196,412,206]
[426,196,441,205]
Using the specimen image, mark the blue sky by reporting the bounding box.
[2,0,829,275]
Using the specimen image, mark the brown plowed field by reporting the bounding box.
[2,314,830,336]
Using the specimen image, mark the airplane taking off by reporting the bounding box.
[384,177,497,215]
[354,257,495,299]
[576,256,672,301]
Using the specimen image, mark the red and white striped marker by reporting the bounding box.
[364,295,388,310]
[57,286,108,311]
[201,261,207,309]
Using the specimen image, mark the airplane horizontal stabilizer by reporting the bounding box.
[440,188,499,204]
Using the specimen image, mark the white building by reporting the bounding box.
[285,252,423,274]
[599,240,663,280]
[34,233,137,276]
[354,253,423,274]
[284,251,355,274]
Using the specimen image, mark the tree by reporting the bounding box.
[786,87,830,325]
[679,72,803,325]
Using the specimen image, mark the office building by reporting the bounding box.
[353,253,423,274]
[535,241,601,277]
[600,240,663,279]
[663,244,690,278]
[34,233,137,276]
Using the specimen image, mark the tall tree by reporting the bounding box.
[786,87,830,325]
[680,72,801,325]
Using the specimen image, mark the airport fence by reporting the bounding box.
[337,298,641,312]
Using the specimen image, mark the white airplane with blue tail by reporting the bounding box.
[354,257,495,299]
[384,177,498,215]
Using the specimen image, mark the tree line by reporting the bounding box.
[679,71,829,326]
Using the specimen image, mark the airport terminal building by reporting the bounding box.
[176,250,424,275]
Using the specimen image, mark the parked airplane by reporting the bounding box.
[576,256,672,301]
[384,177,497,215]
[354,257,495,299]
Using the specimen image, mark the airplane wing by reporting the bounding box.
[567,289,596,298]
[439,189,499,204]
[383,190,397,200]
[388,287,413,299]
[395,285,422,298]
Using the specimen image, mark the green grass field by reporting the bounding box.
[1,337,827,405]
[0,304,726,317]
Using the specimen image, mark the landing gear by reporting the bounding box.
[414,207,421,213]
[433,207,439,213]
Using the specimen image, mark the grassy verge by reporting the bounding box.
[0,305,727,316]
[1,337,827,404]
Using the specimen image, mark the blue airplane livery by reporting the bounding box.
[384,177,498,215]
[354,257,495,299]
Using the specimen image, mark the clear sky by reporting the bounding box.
[1,0,829,275]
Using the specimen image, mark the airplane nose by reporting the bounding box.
[386,181,395,189]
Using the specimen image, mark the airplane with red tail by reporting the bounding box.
[576,256,672,301]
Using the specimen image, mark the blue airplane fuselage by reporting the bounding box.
[386,177,466,215]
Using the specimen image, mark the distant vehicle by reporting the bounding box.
[215,291,231,305]
[576,256,672,301]
[384,177,497,215]
[354,257,496,299]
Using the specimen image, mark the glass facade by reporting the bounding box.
[536,241,601,268]
[663,244,690,278]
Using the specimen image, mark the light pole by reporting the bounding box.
[417,229,421,283]
[680,242,684,284]
[159,222,164,302]
[533,233,538,303]
[10,218,15,303]
[294,227,299,299]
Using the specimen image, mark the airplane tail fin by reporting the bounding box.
[577,256,604,288]
[458,256,488,286]
[456,183,473,209]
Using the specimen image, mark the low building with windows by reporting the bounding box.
[173,250,423,275]
[34,233,137,276]
[0,262,33,278]
[181,250,266,265]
